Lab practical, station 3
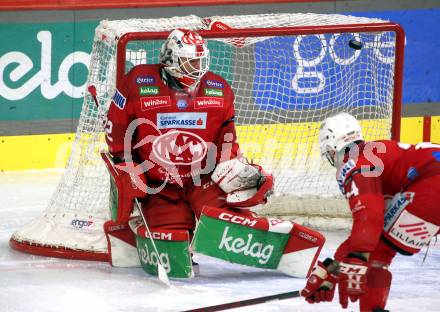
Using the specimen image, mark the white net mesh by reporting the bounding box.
[11,13,402,257]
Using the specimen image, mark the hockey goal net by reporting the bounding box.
[10,13,404,261]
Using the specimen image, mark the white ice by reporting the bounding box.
[1,170,439,312]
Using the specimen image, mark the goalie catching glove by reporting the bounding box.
[211,158,274,208]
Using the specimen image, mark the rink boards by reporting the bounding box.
[0,116,439,171]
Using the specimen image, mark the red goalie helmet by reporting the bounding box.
[160,29,210,89]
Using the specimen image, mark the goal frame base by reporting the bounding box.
[9,238,109,262]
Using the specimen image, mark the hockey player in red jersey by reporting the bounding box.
[99,28,325,278]
[103,28,271,223]
[301,112,440,311]
[100,28,325,279]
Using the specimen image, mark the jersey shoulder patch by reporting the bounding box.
[336,158,367,195]
[336,159,357,194]
[112,89,127,110]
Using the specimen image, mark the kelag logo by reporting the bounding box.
[0,23,95,122]
[0,31,90,101]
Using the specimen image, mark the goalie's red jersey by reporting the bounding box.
[334,140,440,258]
[105,64,239,186]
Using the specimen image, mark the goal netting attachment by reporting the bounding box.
[10,13,404,261]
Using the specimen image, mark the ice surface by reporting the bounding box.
[1,170,439,312]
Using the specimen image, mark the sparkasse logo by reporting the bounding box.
[157,112,207,129]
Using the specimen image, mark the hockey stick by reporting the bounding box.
[88,85,108,125]
[88,85,100,107]
[134,198,171,286]
[182,290,300,312]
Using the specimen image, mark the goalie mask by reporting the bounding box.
[318,112,364,167]
[160,29,210,89]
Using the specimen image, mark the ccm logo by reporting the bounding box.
[298,231,318,243]
[146,232,172,240]
[339,264,368,275]
[219,213,257,227]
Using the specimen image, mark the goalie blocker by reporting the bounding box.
[192,206,325,278]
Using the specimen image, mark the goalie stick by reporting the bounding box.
[87,85,100,109]
[134,198,171,286]
[181,290,300,312]
[88,85,171,286]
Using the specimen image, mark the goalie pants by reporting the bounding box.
[140,175,251,230]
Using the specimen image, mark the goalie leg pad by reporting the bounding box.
[191,206,325,277]
[129,217,194,278]
[104,219,139,267]
[277,222,325,278]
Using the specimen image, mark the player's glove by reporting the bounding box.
[301,258,339,303]
[338,255,369,308]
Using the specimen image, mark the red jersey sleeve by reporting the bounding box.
[215,82,241,161]
[105,73,135,158]
[334,157,385,260]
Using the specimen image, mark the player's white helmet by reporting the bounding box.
[318,112,364,167]
[160,29,210,89]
